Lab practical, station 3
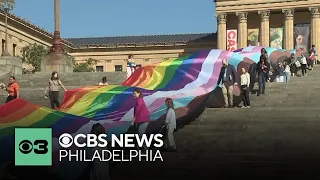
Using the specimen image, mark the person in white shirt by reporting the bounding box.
[283,61,291,83]
[98,77,108,86]
[240,68,250,108]
[164,98,177,151]
[126,54,136,78]
[300,54,307,76]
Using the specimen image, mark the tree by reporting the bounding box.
[21,43,49,71]
[73,58,99,72]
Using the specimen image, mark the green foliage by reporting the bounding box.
[21,43,49,71]
[73,58,99,72]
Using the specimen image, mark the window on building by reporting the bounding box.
[115,65,123,72]
[2,39,5,53]
[12,44,16,56]
[96,66,104,72]
[136,64,142,69]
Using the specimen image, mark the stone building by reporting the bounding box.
[0,11,71,57]
[216,0,320,53]
[3,0,319,72]
[67,34,216,72]
[0,10,216,72]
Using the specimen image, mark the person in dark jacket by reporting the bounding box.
[261,48,269,63]
[257,53,270,96]
[217,59,238,108]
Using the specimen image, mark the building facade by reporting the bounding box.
[0,11,216,72]
[2,1,319,72]
[67,34,216,72]
[216,0,320,54]
[0,11,73,57]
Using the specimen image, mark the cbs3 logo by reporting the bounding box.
[18,140,48,154]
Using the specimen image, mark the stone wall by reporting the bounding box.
[0,72,127,105]
[0,56,22,75]
[70,45,214,72]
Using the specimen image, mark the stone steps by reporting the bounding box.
[13,72,126,87]
[2,65,320,179]
[111,68,320,179]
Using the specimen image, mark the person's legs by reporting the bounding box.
[291,65,296,76]
[227,85,234,107]
[126,66,132,78]
[245,88,250,107]
[221,83,229,107]
[138,122,149,150]
[285,72,291,83]
[258,74,263,95]
[304,64,308,75]
[241,86,247,107]
[49,91,55,109]
[262,74,266,94]
[167,127,176,150]
[301,64,305,76]
[52,91,60,109]
[304,64,307,75]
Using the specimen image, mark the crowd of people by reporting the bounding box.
[0,73,178,151]
[275,45,317,81]
[0,46,318,179]
[217,45,318,108]
[0,67,177,180]
[0,90,177,180]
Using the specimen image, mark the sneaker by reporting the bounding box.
[246,106,250,108]
[241,106,246,108]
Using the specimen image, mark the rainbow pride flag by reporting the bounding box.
[0,46,305,169]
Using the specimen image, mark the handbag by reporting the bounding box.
[295,60,301,67]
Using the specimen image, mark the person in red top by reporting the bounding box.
[308,49,315,70]
[131,89,151,150]
[1,76,20,103]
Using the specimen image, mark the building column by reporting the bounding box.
[217,13,227,50]
[236,12,248,48]
[258,10,270,47]
[309,7,320,55]
[282,9,294,50]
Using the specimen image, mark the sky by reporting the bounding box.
[12,0,217,38]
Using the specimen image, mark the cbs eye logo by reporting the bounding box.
[58,133,74,148]
[18,139,48,154]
